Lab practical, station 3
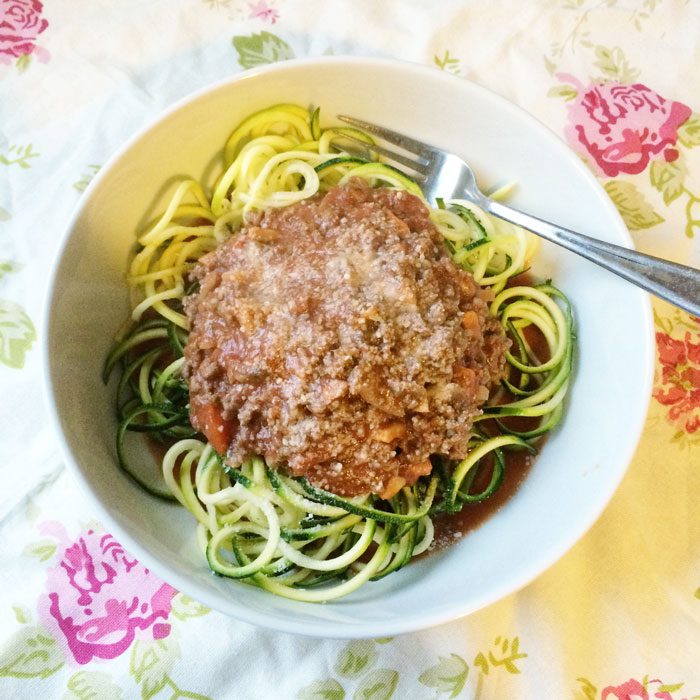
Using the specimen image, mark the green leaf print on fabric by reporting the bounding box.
[418,636,528,697]
[654,307,700,336]
[353,669,398,700]
[683,195,700,239]
[574,676,597,700]
[650,157,687,205]
[0,299,36,369]
[16,54,32,71]
[300,640,398,700]
[0,260,18,282]
[486,636,526,674]
[0,626,63,679]
[592,45,640,83]
[678,113,700,148]
[603,180,664,230]
[297,679,346,700]
[232,31,294,69]
[547,84,578,101]
[170,593,210,620]
[129,634,210,700]
[65,671,124,700]
[631,0,663,31]
[473,652,488,675]
[12,604,31,625]
[418,653,469,698]
[335,641,379,679]
[0,206,10,221]
[0,143,39,169]
[72,165,101,193]
[130,636,180,699]
[434,50,461,75]
[23,539,57,562]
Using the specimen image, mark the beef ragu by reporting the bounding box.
[182,180,509,500]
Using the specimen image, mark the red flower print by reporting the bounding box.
[0,0,49,64]
[603,679,649,700]
[38,529,176,665]
[562,79,691,177]
[654,323,700,434]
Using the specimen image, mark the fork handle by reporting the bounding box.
[487,200,700,317]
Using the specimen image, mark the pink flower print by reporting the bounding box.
[38,529,176,665]
[248,1,279,24]
[561,77,691,177]
[602,678,689,700]
[602,679,649,700]
[0,0,49,64]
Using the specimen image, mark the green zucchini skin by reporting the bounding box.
[104,103,576,602]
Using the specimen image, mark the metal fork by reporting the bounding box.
[337,115,700,317]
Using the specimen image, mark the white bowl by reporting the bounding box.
[43,57,654,638]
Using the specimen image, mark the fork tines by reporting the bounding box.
[336,115,435,177]
[335,132,428,178]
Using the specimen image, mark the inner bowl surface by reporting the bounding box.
[44,57,653,638]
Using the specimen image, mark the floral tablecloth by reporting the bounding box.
[2,1,700,698]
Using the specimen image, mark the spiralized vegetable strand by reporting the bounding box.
[103,103,576,602]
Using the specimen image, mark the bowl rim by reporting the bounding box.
[41,55,655,638]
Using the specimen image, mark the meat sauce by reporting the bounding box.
[182,181,510,499]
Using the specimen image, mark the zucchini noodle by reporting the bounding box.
[104,104,575,602]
